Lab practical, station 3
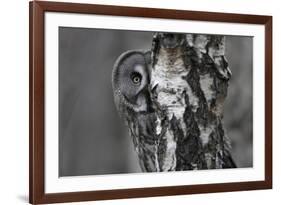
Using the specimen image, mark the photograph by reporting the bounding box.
[0,0,277,204]
[58,27,253,176]
[29,2,272,203]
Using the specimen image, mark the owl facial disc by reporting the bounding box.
[112,50,151,109]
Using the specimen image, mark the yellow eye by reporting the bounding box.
[131,73,142,85]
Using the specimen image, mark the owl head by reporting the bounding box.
[112,50,151,113]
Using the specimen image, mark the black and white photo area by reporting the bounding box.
[44,11,265,194]
[58,27,253,177]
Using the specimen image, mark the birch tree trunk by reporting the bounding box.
[149,33,236,171]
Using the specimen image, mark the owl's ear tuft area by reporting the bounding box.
[113,50,141,72]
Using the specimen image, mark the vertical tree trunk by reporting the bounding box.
[149,33,235,171]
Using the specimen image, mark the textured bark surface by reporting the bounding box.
[115,33,237,172]
[145,33,235,171]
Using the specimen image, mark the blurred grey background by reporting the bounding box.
[59,27,253,177]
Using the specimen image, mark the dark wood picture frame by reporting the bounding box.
[29,1,272,204]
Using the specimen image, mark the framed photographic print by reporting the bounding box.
[29,1,272,204]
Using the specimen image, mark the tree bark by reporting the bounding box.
[147,33,235,171]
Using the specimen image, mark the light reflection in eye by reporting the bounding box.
[131,72,142,85]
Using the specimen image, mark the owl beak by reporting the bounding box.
[136,84,148,96]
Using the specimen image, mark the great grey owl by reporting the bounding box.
[112,50,161,172]
[112,33,236,172]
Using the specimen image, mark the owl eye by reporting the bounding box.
[131,72,142,85]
